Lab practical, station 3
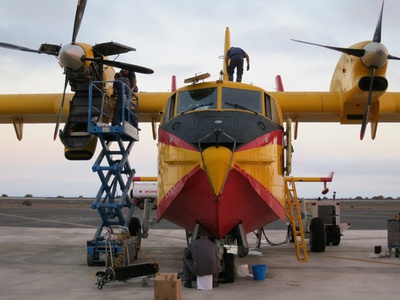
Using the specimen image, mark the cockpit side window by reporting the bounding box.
[177,88,217,114]
[265,94,280,123]
[221,88,262,114]
[162,93,176,123]
[265,93,272,119]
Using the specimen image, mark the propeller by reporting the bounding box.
[52,0,89,140]
[0,42,58,55]
[290,39,365,57]
[292,0,400,139]
[0,0,154,140]
[81,56,154,74]
[360,67,376,140]
[54,71,70,140]
[72,0,87,44]
[361,0,382,140]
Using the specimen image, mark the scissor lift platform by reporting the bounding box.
[86,81,141,266]
[89,121,139,142]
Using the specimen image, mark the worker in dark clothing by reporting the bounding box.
[120,69,138,92]
[112,73,131,126]
[225,47,250,82]
[182,227,220,288]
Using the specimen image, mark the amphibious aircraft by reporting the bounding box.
[1,0,400,271]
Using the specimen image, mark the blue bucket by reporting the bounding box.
[252,264,267,281]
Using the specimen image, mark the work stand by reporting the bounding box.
[85,81,140,266]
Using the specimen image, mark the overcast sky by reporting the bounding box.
[1,0,400,198]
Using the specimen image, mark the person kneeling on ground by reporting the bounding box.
[182,227,220,288]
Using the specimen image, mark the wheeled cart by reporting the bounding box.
[302,199,351,246]
[95,262,159,289]
[94,226,159,289]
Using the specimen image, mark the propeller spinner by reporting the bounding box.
[59,44,86,71]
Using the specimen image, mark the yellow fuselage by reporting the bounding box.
[156,80,286,238]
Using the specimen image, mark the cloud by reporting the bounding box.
[1,0,400,198]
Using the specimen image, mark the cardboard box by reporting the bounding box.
[154,273,181,300]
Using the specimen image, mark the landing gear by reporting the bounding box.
[128,217,141,237]
[185,225,236,284]
[219,250,235,284]
[128,217,141,259]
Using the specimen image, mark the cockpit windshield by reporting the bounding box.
[221,88,262,114]
[177,87,218,114]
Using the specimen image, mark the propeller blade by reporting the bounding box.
[82,56,154,74]
[54,72,69,140]
[360,67,376,140]
[0,42,57,55]
[291,39,365,57]
[373,0,385,43]
[72,0,88,43]
[388,54,400,60]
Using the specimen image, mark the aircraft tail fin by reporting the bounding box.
[223,27,231,81]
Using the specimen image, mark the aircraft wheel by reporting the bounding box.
[309,218,326,252]
[129,217,142,258]
[331,228,341,246]
[287,225,295,243]
[129,217,141,236]
[141,277,149,287]
[325,229,331,246]
[223,252,235,283]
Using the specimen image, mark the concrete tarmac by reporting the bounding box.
[0,227,399,300]
[1,197,400,230]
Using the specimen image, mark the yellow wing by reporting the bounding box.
[0,94,69,124]
[0,92,170,123]
[270,91,400,123]
[0,92,170,140]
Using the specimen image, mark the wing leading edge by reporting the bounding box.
[271,91,400,123]
[0,92,170,140]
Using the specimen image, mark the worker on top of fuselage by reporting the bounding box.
[225,46,250,82]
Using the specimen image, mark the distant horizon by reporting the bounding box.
[2,194,400,201]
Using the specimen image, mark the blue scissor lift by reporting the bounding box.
[86,81,140,266]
